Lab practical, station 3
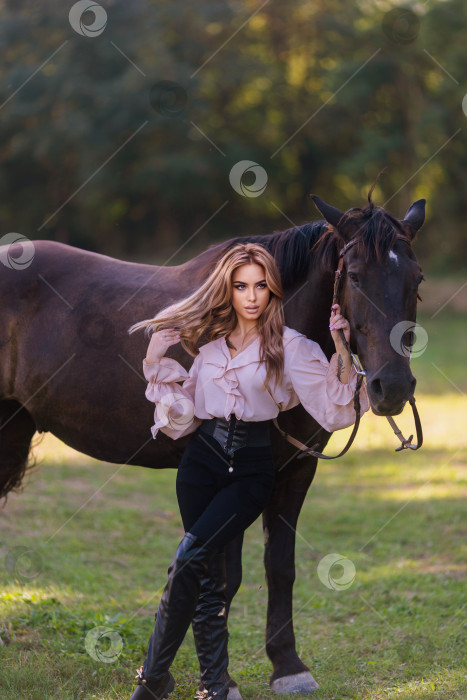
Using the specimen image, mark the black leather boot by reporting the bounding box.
[191,549,231,700]
[129,669,175,699]
[130,532,218,699]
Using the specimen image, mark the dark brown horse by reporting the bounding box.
[0,194,425,695]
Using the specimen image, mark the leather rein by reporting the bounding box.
[273,235,423,460]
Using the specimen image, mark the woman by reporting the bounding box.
[127,242,369,699]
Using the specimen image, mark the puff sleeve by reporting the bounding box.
[142,353,203,440]
[284,335,370,432]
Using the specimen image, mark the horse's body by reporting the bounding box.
[0,196,425,695]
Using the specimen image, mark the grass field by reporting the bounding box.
[0,310,466,700]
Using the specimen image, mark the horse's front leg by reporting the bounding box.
[263,456,320,695]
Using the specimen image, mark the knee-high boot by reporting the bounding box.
[130,532,218,700]
[191,549,231,700]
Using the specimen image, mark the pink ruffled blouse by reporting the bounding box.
[142,325,370,440]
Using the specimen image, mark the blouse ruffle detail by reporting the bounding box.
[150,390,195,440]
[143,357,189,403]
[140,326,370,442]
[142,357,197,440]
[212,365,246,421]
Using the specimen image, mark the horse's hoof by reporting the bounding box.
[227,685,243,700]
[270,671,319,694]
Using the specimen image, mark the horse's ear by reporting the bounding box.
[310,195,344,228]
[401,199,426,238]
[310,194,356,241]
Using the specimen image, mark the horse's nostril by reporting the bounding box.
[370,378,384,400]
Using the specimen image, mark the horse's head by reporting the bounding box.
[311,194,425,416]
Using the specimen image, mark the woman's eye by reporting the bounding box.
[235,284,267,290]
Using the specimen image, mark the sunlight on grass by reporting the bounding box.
[0,586,78,603]
[31,394,467,467]
[379,669,467,699]
[364,478,467,502]
[2,373,466,698]
[32,432,99,466]
[0,584,86,626]
[355,557,467,583]
[326,393,467,451]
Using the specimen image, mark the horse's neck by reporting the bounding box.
[285,264,336,355]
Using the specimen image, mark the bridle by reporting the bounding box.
[273,234,423,460]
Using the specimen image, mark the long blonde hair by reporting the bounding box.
[128,243,286,391]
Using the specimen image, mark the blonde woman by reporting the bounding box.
[127,242,369,699]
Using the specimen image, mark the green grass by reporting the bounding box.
[413,311,467,395]
[0,312,466,700]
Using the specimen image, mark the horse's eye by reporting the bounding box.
[348,272,359,287]
[413,274,425,290]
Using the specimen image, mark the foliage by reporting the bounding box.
[0,0,465,270]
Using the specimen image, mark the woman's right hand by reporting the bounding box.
[145,327,181,363]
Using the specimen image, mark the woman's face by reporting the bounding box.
[231,263,271,325]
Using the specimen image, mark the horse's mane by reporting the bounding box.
[203,221,328,290]
[203,194,412,290]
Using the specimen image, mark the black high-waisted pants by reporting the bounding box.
[176,424,276,549]
[138,419,275,689]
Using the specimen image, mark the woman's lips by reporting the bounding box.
[245,307,259,312]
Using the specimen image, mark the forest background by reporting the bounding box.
[0,0,465,274]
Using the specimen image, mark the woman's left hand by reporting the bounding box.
[329,303,350,346]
